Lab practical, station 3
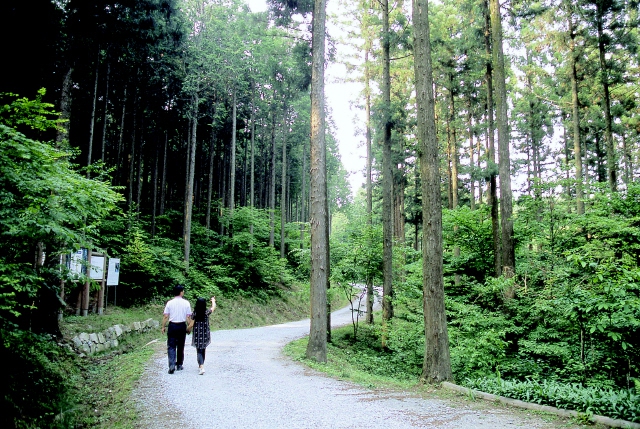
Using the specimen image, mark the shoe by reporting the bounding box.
[199,367,205,375]
[176,365,184,371]
[168,365,175,374]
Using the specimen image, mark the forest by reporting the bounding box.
[1,0,639,427]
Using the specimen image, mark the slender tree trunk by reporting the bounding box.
[56,67,73,146]
[250,92,256,252]
[365,45,374,324]
[281,108,288,259]
[414,0,452,383]
[468,106,476,210]
[446,118,453,209]
[206,120,216,229]
[101,62,110,162]
[160,131,168,215]
[118,87,127,186]
[596,2,617,192]
[381,0,394,327]
[152,144,159,238]
[87,63,99,177]
[623,132,631,185]
[485,1,501,277]
[449,81,461,286]
[490,0,515,280]
[269,108,277,248]
[306,0,328,363]
[229,89,237,228]
[300,139,306,249]
[184,95,198,271]
[128,99,137,211]
[476,128,483,205]
[135,122,144,212]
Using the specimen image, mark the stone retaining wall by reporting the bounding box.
[71,318,160,355]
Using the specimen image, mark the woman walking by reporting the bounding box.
[189,296,216,375]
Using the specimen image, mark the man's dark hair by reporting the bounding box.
[173,284,185,296]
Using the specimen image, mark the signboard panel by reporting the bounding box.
[107,258,120,286]
[90,256,105,280]
[69,248,87,275]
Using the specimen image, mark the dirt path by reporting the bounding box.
[134,304,583,429]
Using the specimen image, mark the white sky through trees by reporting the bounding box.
[247,0,366,194]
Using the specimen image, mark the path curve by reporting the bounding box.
[134,302,577,429]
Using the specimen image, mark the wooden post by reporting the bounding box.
[82,249,92,316]
[59,254,66,321]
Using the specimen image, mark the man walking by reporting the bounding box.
[161,284,192,374]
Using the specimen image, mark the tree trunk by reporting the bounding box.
[281,108,288,259]
[365,44,374,324]
[490,0,515,280]
[127,99,137,211]
[468,106,476,210]
[184,96,198,271]
[596,2,617,192]
[101,62,110,162]
[160,130,168,215]
[152,144,159,238]
[476,127,483,205]
[87,63,99,177]
[206,117,216,229]
[306,0,328,363]
[229,89,237,230]
[300,139,306,249]
[381,0,394,327]
[269,108,277,248]
[56,67,73,146]
[485,0,501,277]
[250,92,256,252]
[118,86,127,187]
[413,0,452,383]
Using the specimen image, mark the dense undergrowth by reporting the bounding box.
[319,183,640,424]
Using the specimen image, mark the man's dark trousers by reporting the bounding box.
[167,322,187,369]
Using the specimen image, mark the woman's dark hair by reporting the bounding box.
[194,297,207,321]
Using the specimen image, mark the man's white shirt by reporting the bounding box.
[164,297,192,323]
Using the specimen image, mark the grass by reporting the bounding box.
[284,322,420,391]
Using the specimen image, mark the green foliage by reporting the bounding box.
[191,207,294,295]
[0,94,121,325]
[0,89,63,132]
[462,377,640,423]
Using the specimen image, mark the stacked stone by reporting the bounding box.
[71,318,160,356]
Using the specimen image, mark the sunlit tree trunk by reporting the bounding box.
[490,0,515,280]
[381,0,394,330]
[414,0,452,383]
[306,0,328,363]
[184,95,198,271]
[485,0,501,277]
[365,44,374,324]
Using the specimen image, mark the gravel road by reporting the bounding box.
[134,303,579,429]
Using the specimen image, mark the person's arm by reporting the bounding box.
[161,313,169,334]
[210,296,217,312]
[186,314,194,332]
